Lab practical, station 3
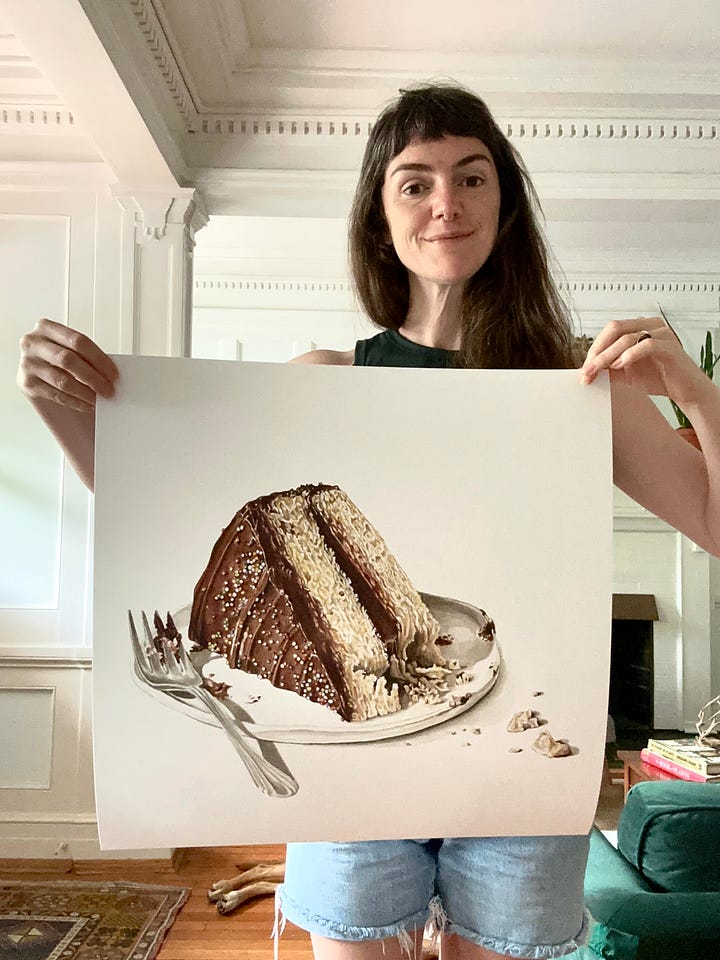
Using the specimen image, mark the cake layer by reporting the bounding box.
[309,487,444,666]
[262,491,399,720]
[189,483,447,722]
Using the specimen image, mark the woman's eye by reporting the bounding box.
[464,174,485,187]
[401,182,426,196]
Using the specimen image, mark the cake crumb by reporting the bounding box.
[246,695,261,704]
[532,690,544,697]
[472,728,482,735]
[507,709,546,732]
[450,693,472,708]
[533,731,572,758]
[509,746,523,753]
[201,676,231,700]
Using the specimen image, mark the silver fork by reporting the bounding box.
[129,611,299,798]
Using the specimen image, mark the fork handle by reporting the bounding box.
[194,688,299,798]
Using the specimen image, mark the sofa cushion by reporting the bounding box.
[618,781,720,892]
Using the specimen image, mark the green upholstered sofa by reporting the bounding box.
[579,780,720,959]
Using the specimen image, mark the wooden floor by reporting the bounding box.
[0,786,624,960]
[0,844,312,960]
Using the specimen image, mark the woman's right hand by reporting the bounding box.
[17,317,119,413]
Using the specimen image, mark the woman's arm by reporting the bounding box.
[289,349,354,365]
[17,318,119,492]
[18,326,353,491]
[581,317,720,556]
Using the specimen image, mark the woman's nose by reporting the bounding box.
[432,184,461,221]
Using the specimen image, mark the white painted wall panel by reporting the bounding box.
[0,192,98,652]
[0,215,68,608]
[0,686,54,787]
[0,192,122,857]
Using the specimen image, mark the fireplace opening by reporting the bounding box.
[609,594,659,738]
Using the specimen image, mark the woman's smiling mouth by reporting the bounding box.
[424,231,474,243]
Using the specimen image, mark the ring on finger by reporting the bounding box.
[636,330,652,344]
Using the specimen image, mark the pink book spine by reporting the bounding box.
[640,748,708,782]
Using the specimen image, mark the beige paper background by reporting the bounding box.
[93,357,612,849]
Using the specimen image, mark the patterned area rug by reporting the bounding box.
[0,880,190,960]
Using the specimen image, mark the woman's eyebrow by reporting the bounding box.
[456,153,492,168]
[388,154,493,177]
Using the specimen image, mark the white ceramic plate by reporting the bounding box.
[133,594,501,745]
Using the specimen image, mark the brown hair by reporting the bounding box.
[348,82,577,369]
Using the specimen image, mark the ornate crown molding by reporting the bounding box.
[193,115,719,142]
[114,187,207,241]
[557,279,720,295]
[194,274,720,300]
[0,105,79,132]
[120,4,719,144]
[195,278,351,294]
[128,0,197,129]
[503,119,718,142]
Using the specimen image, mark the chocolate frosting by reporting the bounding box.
[189,487,349,717]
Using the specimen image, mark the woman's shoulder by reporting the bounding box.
[289,348,355,366]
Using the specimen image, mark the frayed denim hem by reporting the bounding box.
[444,908,594,959]
[275,886,429,952]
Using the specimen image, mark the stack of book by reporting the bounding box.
[641,737,720,782]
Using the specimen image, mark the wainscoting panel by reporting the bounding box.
[0,662,95,856]
[0,687,55,788]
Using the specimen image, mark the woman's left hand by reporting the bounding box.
[580,317,708,409]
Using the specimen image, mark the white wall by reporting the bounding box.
[0,190,119,856]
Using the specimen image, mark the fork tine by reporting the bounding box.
[159,636,183,678]
[129,610,153,680]
[140,610,165,674]
[174,635,196,675]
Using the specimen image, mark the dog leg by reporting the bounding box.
[209,861,286,903]
[216,880,281,915]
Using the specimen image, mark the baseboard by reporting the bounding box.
[0,820,172,860]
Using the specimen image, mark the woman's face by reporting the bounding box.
[381,135,501,288]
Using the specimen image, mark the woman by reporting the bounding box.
[17,83,720,960]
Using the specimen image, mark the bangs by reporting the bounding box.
[382,85,495,160]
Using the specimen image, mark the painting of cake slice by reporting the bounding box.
[188,484,455,721]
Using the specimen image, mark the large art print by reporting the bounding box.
[93,358,612,849]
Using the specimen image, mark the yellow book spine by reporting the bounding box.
[646,739,711,774]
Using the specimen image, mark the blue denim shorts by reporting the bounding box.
[278,834,591,959]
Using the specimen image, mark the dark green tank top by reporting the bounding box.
[354,329,457,369]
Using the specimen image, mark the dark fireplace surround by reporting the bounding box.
[610,593,659,737]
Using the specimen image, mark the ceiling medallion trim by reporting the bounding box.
[129,0,198,128]
[194,115,718,142]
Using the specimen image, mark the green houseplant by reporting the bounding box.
[671,330,720,430]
